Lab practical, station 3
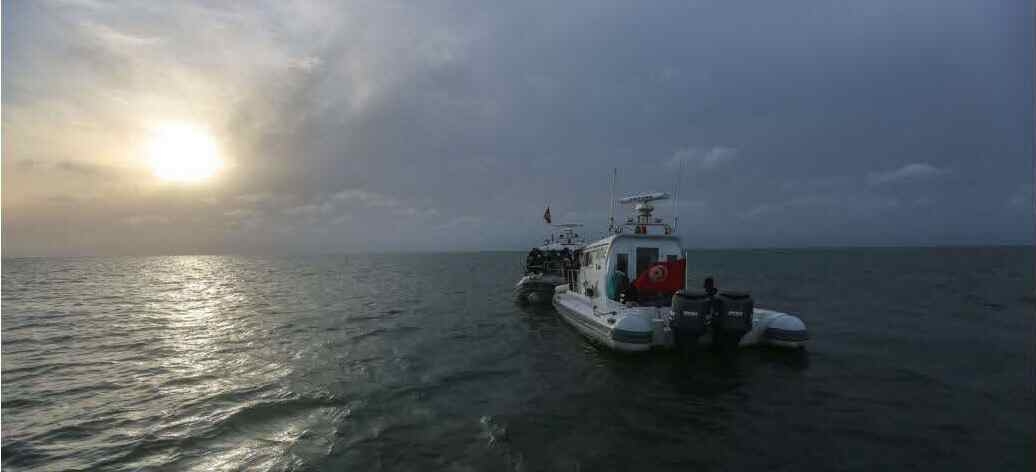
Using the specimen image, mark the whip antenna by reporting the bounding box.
[609,168,617,232]
[673,155,684,234]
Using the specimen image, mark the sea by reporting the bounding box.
[2,247,1033,471]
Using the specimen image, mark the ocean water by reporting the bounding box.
[2,248,1032,471]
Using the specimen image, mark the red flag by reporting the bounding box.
[543,206,551,224]
[632,259,686,295]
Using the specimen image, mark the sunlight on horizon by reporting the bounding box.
[147,122,224,184]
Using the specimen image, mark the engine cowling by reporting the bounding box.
[713,291,753,349]
[670,290,710,354]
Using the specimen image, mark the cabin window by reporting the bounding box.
[666,254,678,262]
[616,253,629,276]
[635,247,659,278]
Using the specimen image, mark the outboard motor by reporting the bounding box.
[713,291,754,350]
[670,290,710,356]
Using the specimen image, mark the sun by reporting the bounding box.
[147,122,223,183]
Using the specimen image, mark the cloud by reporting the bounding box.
[912,196,936,208]
[80,21,162,50]
[12,159,112,176]
[867,163,948,185]
[233,193,276,204]
[434,215,481,230]
[45,194,88,205]
[223,208,257,219]
[1008,185,1032,210]
[396,207,440,217]
[231,193,299,209]
[743,193,899,219]
[121,215,171,226]
[1,1,1030,254]
[282,204,322,216]
[330,189,401,208]
[14,159,41,170]
[675,199,707,220]
[250,188,442,226]
[54,160,109,176]
[289,56,322,72]
[667,146,738,170]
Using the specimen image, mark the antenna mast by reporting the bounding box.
[672,156,684,234]
[608,168,617,232]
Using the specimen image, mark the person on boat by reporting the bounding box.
[703,277,717,297]
[624,282,639,305]
[527,248,544,272]
[606,269,629,301]
[546,250,561,274]
[607,257,632,302]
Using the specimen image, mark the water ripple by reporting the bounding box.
[2,251,1033,471]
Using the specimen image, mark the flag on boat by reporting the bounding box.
[543,206,551,224]
[632,259,686,295]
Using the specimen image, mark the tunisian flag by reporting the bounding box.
[632,259,686,295]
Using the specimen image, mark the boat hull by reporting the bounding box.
[514,274,567,305]
[553,293,653,352]
[553,289,808,352]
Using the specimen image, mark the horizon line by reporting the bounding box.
[3,242,1032,260]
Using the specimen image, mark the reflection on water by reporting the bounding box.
[2,249,1034,471]
[143,257,306,471]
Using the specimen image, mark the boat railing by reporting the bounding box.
[525,259,570,276]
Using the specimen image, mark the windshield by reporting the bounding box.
[635,247,659,279]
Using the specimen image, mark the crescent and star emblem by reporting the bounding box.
[648,264,668,282]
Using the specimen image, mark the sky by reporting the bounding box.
[2,0,1033,256]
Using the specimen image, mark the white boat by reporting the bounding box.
[552,192,809,352]
[514,224,585,305]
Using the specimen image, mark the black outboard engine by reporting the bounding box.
[670,290,710,356]
[713,291,754,351]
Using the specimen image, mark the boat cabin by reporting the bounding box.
[566,192,686,307]
[524,223,585,276]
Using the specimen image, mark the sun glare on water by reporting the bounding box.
[147,123,224,183]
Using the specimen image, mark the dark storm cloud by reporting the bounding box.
[2,0,1032,256]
